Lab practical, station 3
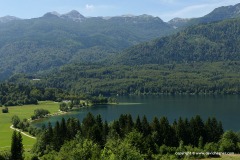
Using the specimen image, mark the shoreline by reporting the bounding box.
[28,102,119,127]
[29,110,69,123]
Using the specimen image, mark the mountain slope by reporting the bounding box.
[0,11,172,80]
[117,18,240,65]
[199,3,240,23]
[169,3,240,28]
[1,3,240,80]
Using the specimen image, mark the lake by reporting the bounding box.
[32,95,240,131]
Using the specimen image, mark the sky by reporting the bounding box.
[0,0,239,22]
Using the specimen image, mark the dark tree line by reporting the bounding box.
[11,61,240,97]
[0,83,66,106]
[33,113,224,158]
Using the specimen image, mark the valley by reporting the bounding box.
[1,2,240,159]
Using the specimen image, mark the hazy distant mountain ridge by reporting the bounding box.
[43,10,86,22]
[168,18,191,28]
[0,15,20,23]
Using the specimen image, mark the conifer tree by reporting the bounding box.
[135,115,142,133]
[141,115,151,136]
[60,118,67,141]
[82,112,96,137]
[126,114,134,134]
[103,120,109,144]
[190,115,205,146]
[151,117,162,146]
[53,121,61,151]
[46,122,53,145]
[11,131,23,160]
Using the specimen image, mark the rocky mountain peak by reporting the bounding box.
[60,10,85,22]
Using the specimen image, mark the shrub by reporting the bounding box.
[59,102,69,112]
[2,107,9,113]
[11,115,20,128]
[31,109,50,120]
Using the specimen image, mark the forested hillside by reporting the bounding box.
[2,4,240,96]
[0,83,66,106]
[0,12,172,80]
[117,18,240,65]
[1,3,240,81]
[168,3,240,28]
[8,61,240,96]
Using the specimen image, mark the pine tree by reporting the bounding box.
[112,120,121,137]
[67,118,78,139]
[119,114,126,136]
[141,115,151,136]
[135,115,142,133]
[126,114,134,134]
[190,115,205,146]
[46,122,53,145]
[11,131,24,160]
[151,117,162,146]
[60,118,67,141]
[82,112,96,138]
[53,121,61,151]
[176,117,189,145]
[159,116,174,146]
[94,115,104,146]
[103,120,109,144]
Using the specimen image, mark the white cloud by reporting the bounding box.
[85,4,94,10]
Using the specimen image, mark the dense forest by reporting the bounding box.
[21,113,240,159]
[0,83,65,106]
[4,114,238,159]
[1,3,240,81]
[0,83,115,106]
[8,61,240,96]
[0,11,172,81]
[117,18,240,65]
[4,15,240,97]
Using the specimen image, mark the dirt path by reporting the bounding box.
[10,125,36,139]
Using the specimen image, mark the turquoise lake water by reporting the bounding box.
[32,95,240,131]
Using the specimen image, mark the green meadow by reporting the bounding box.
[0,101,59,151]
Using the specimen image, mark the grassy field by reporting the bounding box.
[0,101,59,152]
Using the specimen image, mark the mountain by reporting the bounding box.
[198,3,240,23]
[168,3,240,28]
[0,15,20,23]
[60,10,86,22]
[1,3,240,81]
[0,11,173,80]
[116,17,240,65]
[168,18,191,28]
[44,10,86,22]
